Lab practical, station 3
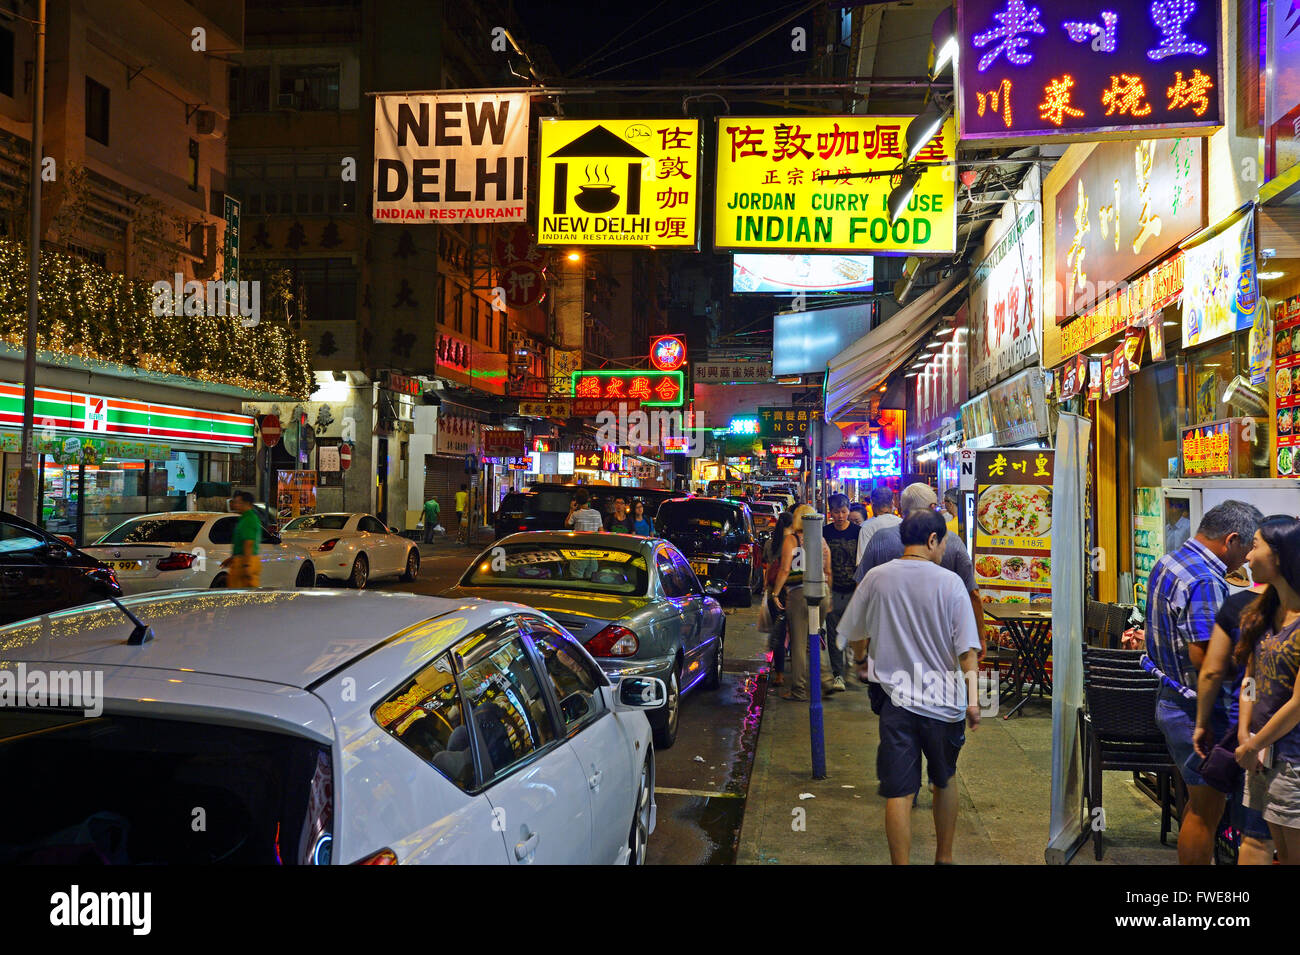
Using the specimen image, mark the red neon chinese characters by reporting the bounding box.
[654,377,680,402]
[1166,69,1213,117]
[575,376,601,398]
[628,377,652,400]
[1101,74,1152,117]
[1038,75,1085,126]
[604,377,626,399]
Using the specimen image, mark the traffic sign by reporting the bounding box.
[260,414,282,447]
[339,443,352,470]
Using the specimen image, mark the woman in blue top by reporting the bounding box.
[1235,515,1300,862]
[630,500,655,536]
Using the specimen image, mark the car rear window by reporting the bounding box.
[96,518,205,545]
[462,542,649,595]
[657,501,745,541]
[285,515,348,531]
[0,711,332,864]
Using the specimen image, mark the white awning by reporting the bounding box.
[824,272,968,422]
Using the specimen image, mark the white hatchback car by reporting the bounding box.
[82,511,317,594]
[0,590,661,865]
[280,512,420,588]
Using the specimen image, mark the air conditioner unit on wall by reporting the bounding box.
[195,110,219,136]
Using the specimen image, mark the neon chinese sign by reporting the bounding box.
[958,0,1221,141]
[570,369,685,407]
[729,416,760,435]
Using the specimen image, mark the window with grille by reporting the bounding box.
[279,64,340,111]
[85,78,110,145]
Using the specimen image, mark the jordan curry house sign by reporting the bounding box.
[956,0,1223,143]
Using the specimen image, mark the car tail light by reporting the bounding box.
[736,542,752,560]
[585,624,639,657]
[156,552,197,571]
[353,848,397,865]
[518,524,528,530]
[318,538,340,552]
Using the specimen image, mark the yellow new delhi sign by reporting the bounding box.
[713,116,956,254]
[538,118,701,247]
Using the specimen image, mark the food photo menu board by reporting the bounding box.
[973,449,1054,608]
[1275,295,1300,476]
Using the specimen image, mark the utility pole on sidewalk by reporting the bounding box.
[802,511,827,780]
[16,0,47,524]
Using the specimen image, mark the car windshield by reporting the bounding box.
[657,502,745,542]
[96,518,205,545]
[0,710,331,864]
[462,542,649,595]
[284,514,349,531]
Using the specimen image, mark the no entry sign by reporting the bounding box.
[339,443,352,470]
[260,414,282,447]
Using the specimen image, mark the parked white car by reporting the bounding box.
[280,512,420,588]
[83,511,317,594]
[0,590,662,864]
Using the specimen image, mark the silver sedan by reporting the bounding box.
[443,531,727,749]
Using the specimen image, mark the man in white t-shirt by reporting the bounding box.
[837,509,981,865]
[856,485,902,563]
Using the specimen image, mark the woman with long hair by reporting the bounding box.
[763,512,795,686]
[1235,514,1300,863]
[771,504,836,701]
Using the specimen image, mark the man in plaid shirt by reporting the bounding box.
[1145,500,1260,865]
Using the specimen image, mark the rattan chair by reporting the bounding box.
[1079,645,1180,860]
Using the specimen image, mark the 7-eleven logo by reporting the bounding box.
[85,396,108,432]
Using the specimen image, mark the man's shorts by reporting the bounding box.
[1154,690,1224,790]
[1244,760,1300,830]
[876,697,965,798]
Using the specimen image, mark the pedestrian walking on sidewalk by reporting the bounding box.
[1234,515,1300,862]
[454,484,469,544]
[823,493,858,692]
[221,491,262,588]
[771,504,834,702]
[422,495,441,544]
[838,509,981,864]
[1146,499,1262,865]
[853,483,985,681]
[763,511,795,687]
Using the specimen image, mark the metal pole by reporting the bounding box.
[802,512,827,779]
[16,0,47,524]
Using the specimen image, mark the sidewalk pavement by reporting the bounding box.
[736,617,1176,865]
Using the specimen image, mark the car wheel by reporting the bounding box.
[348,554,368,589]
[210,572,228,589]
[401,548,419,582]
[296,561,315,588]
[703,625,724,691]
[651,665,680,750]
[628,754,654,865]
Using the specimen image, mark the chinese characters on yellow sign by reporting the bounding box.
[973,449,1054,604]
[537,119,700,247]
[1181,421,1234,477]
[713,116,957,253]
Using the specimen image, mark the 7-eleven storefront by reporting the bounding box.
[0,381,254,545]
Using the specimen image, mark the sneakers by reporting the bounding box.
[832,676,846,692]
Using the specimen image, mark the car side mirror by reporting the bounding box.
[45,542,69,560]
[616,676,667,711]
[703,579,727,597]
[560,693,590,723]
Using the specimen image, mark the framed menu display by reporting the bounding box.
[973,449,1054,608]
[1274,296,1300,477]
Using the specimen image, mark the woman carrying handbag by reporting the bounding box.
[762,512,794,687]
[770,505,836,702]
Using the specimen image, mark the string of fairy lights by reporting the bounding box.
[0,239,314,398]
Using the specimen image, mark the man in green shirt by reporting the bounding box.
[222,491,262,588]
[423,496,441,543]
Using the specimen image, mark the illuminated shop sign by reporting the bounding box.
[957,0,1222,142]
[650,334,687,371]
[729,416,760,434]
[570,370,684,407]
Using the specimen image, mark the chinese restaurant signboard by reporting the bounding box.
[1053,136,1202,322]
[1273,296,1300,476]
[1181,213,1261,349]
[373,93,529,222]
[956,0,1223,143]
[973,448,1054,607]
[1054,252,1184,362]
[693,361,772,382]
[537,118,701,247]
[970,166,1042,393]
[571,370,684,407]
[1181,418,1255,477]
[758,406,822,438]
[713,116,957,254]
